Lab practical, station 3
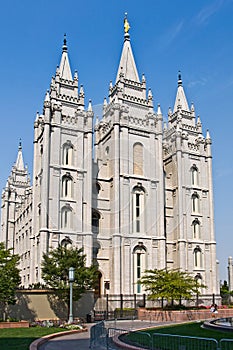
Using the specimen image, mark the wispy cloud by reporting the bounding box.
[158,20,184,50]
[195,0,225,25]
[187,77,207,88]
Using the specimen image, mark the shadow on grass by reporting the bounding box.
[0,337,91,350]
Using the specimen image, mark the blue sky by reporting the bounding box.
[0,0,232,282]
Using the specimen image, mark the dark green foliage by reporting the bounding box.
[220,280,233,305]
[41,245,98,302]
[139,269,205,304]
[0,242,21,313]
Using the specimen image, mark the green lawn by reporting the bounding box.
[0,327,66,350]
[122,322,233,349]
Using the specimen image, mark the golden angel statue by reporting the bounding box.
[124,14,130,33]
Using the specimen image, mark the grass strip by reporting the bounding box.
[0,327,66,350]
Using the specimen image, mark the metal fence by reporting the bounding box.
[90,321,108,349]
[220,339,233,350]
[90,321,233,350]
[152,333,218,350]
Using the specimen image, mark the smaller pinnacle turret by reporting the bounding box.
[45,90,50,102]
[74,70,78,80]
[79,84,84,97]
[157,104,162,115]
[197,115,202,126]
[148,88,153,100]
[206,129,211,140]
[88,99,93,112]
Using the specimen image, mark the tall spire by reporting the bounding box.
[115,14,140,83]
[15,139,25,171]
[173,71,189,112]
[58,34,72,80]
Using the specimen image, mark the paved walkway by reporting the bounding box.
[38,324,93,350]
[37,320,174,350]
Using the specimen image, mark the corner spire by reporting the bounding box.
[59,34,72,80]
[115,14,140,83]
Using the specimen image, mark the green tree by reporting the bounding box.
[0,242,21,320]
[139,269,205,307]
[220,280,233,305]
[41,246,98,303]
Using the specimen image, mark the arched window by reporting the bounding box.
[192,192,199,213]
[132,186,145,233]
[191,165,198,187]
[63,142,73,166]
[61,206,72,230]
[62,175,73,198]
[92,210,100,234]
[194,246,203,268]
[61,236,72,248]
[133,143,143,176]
[133,245,146,294]
[192,219,200,239]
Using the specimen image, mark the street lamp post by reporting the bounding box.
[68,267,75,324]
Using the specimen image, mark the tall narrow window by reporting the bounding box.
[92,210,100,234]
[133,143,143,176]
[133,245,146,294]
[63,142,73,166]
[194,246,203,268]
[192,193,199,213]
[192,219,200,239]
[191,165,198,187]
[61,206,72,229]
[133,187,145,233]
[62,175,73,198]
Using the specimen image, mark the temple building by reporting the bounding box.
[1,17,220,303]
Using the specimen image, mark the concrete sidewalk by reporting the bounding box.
[37,324,93,350]
[36,320,174,350]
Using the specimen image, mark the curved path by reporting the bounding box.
[37,324,92,350]
[37,320,175,350]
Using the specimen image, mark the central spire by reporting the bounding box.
[15,139,25,171]
[173,71,189,112]
[115,14,140,83]
[58,34,72,81]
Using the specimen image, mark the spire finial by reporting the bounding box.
[124,13,130,39]
[19,138,22,150]
[124,13,130,33]
[62,33,67,52]
[178,70,182,86]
